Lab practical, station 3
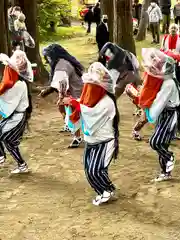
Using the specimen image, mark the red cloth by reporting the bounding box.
[163,50,180,62]
[70,83,106,123]
[134,73,163,109]
[168,34,178,50]
[0,66,19,95]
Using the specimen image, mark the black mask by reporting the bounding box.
[103,19,108,23]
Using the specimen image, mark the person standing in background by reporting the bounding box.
[133,0,142,25]
[148,1,162,44]
[174,0,180,26]
[96,15,109,52]
[159,0,171,34]
[84,6,94,34]
[93,2,101,27]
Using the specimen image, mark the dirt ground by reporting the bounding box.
[1,37,180,240]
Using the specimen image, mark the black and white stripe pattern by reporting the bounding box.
[0,112,27,166]
[84,139,115,195]
[150,108,177,173]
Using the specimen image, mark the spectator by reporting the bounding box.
[93,2,101,26]
[14,13,27,32]
[159,0,171,34]
[174,0,180,26]
[133,0,142,25]
[13,13,27,51]
[161,23,180,52]
[96,15,109,51]
[8,6,21,33]
[84,6,94,33]
[147,1,162,44]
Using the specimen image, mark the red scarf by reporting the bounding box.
[70,83,106,123]
[134,73,163,109]
[0,66,19,95]
[168,34,178,50]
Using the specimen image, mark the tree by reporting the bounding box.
[100,0,114,42]
[136,0,150,41]
[116,0,136,55]
[0,0,10,55]
[17,0,48,81]
[113,0,117,43]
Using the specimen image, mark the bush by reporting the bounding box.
[38,0,71,36]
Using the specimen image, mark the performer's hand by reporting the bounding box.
[38,89,46,98]
[63,97,71,105]
[126,89,136,99]
[57,98,64,106]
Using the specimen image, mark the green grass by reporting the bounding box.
[40,25,85,43]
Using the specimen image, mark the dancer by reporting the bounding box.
[136,48,179,181]
[98,42,142,99]
[99,42,143,137]
[64,62,119,205]
[0,50,33,173]
[40,44,84,148]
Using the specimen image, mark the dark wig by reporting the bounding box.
[19,76,32,126]
[106,91,120,159]
[43,44,84,83]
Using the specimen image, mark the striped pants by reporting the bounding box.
[0,113,27,166]
[84,139,115,195]
[150,108,177,174]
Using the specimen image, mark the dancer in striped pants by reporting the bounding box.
[65,62,119,205]
[0,50,33,174]
[150,108,178,179]
[140,48,180,181]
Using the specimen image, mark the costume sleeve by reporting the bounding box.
[50,70,69,96]
[0,82,25,118]
[145,80,174,123]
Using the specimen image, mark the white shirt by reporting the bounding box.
[81,95,115,143]
[148,78,180,124]
[0,81,28,133]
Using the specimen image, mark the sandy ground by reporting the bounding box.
[1,37,180,240]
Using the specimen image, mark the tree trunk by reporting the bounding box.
[136,0,150,41]
[19,0,48,82]
[0,0,9,54]
[113,0,117,43]
[116,0,136,55]
[101,0,114,42]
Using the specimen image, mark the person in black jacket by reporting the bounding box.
[93,2,101,26]
[96,15,109,52]
[132,0,142,25]
[160,0,171,34]
[84,6,94,33]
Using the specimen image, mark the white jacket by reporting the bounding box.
[81,95,115,143]
[146,78,180,124]
[147,3,162,23]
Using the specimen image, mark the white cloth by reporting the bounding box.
[82,62,115,94]
[81,95,115,143]
[131,53,140,70]
[0,81,28,132]
[50,70,69,92]
[148,78,180,123]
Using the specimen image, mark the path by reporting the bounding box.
[1,37,180,240]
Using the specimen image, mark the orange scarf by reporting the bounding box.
[134,73,163,109]
[0,66,19,95]
[70,83,106,123]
